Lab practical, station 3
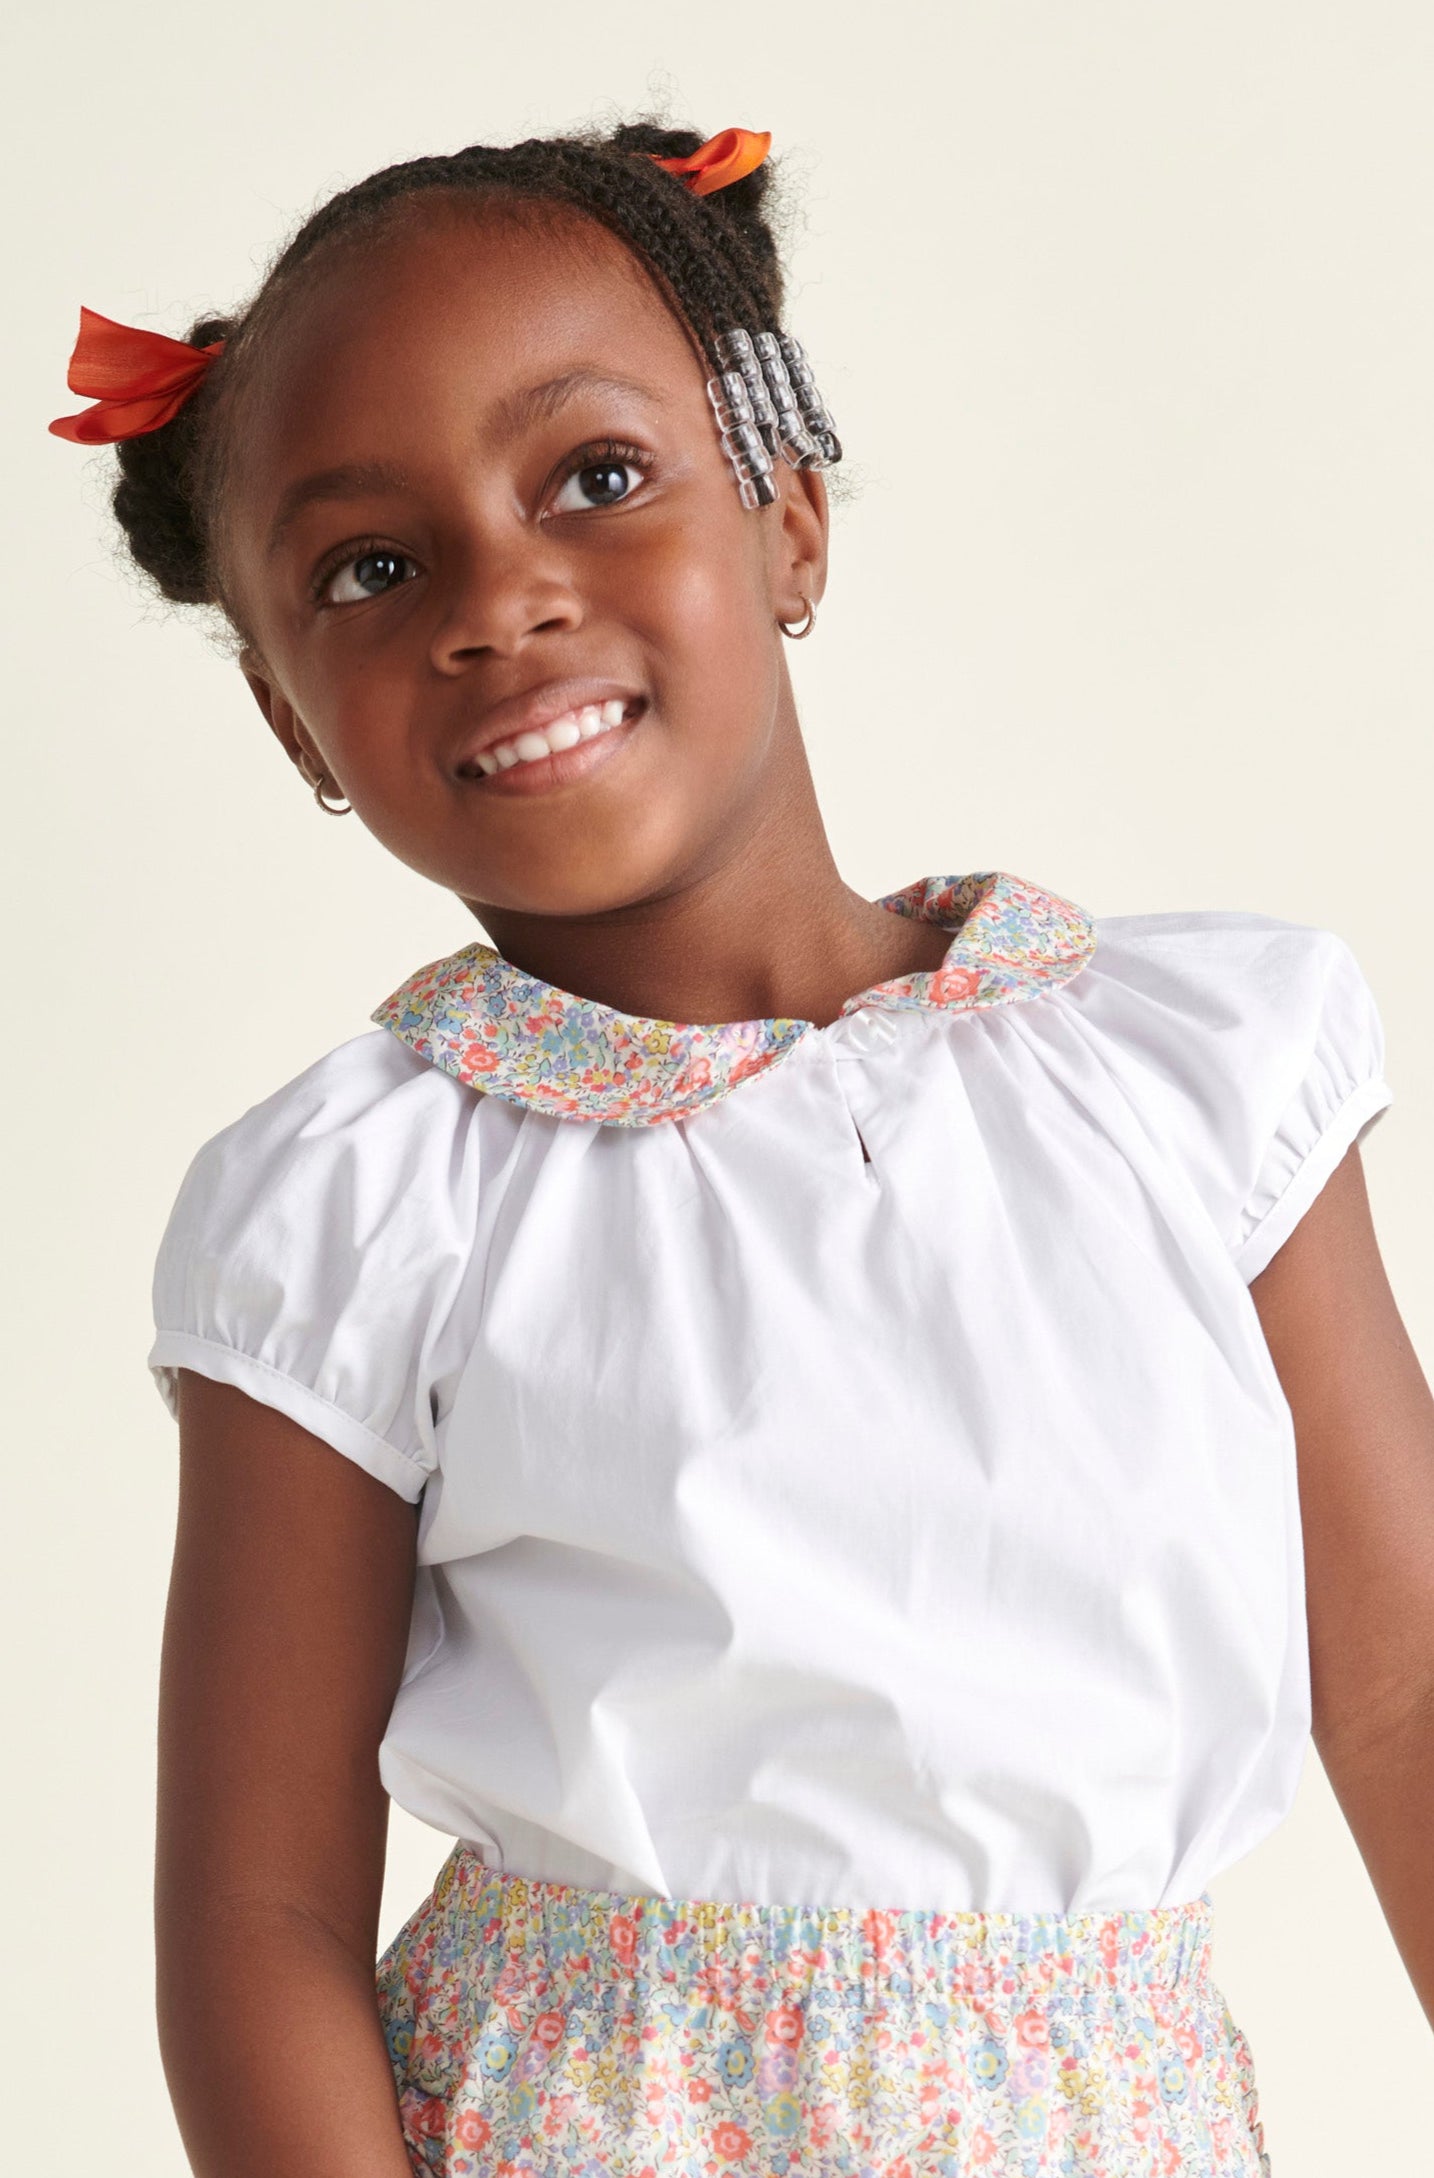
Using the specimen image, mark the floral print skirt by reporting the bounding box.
[376,1843,1271,2177]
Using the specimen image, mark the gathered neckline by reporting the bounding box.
[370,869,1097,1129]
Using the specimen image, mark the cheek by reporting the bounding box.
[273,625,423,786]
[636,525,776,696]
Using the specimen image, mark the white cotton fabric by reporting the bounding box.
[148,907,1392,1913]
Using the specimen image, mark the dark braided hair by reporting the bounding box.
[110,121,793,625]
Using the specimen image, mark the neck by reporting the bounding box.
[460,734,955,1031]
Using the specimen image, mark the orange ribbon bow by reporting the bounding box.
[647,127,771,197]
[49,306,225,444]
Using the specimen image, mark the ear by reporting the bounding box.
[767,466,829,624]
[238,646,322,775]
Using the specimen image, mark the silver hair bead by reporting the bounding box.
[705,366,777,509]
[712,325,777,445]
[706,373,753,435]
[777,332,843,467]
[713,328,755,367]
[707,325,843,499]
[752,333,819,468]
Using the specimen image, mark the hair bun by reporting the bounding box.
[607,122,708,165]
[110,311,233,605]
[606,121,781,311]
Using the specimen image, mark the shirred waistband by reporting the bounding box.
[434,1844,1215,2007]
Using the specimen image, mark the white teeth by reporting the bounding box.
[476,700,635,775]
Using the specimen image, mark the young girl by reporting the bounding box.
[52,119,1434,2178]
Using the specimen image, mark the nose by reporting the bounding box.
[427,535,583,672]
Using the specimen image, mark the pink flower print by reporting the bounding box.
[694,1962,737,2008]
[608,1912,637,1966]
[404,2091,448,2140]
[764,2002,804,2049]
[809,2102,839,2147]
[917,2078,944,2118]
[727,1046,776,1087]
[926,960,987,1007]
[711,2121,753,2160]
[669,1057,714,1098]
[687,2077,713,2103]
[1014,2007,1051,2050]
[454,2110,492,2151]
[532,2009,567,2050]
[861,1908,896,1959]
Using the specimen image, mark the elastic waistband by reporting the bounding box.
[431,1846,1214,2008]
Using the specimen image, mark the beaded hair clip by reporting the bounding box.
[705,327,842,508]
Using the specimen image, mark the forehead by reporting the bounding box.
[231,198,706,498]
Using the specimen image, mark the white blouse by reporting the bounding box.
[147,871,1394,1913]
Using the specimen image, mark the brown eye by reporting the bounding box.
[552,461,640,512]
[323,549,418,605]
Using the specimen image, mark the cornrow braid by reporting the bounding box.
[109,122,800,619]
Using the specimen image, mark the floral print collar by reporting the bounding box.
[371,869,1096,1129]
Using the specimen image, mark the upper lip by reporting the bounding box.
[452,677,643,774]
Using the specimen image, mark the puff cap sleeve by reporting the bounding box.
[146,1031,484,1500]
[1076,911,1394,1283]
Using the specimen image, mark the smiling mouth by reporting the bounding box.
[463,697,641,777]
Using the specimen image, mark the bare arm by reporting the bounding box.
[1251,1142,1434,2031]
[157,1369,421,2176]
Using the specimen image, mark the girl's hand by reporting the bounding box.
[156,1369,422,2177]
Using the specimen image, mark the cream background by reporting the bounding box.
[7,1,1432,2165]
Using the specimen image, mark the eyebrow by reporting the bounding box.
[265,461,412,559]
[264,371,667,559]
[488,368,667,439]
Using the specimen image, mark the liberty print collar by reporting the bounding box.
[371,869,1096,1129]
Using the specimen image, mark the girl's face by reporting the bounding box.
[225,200,828,920]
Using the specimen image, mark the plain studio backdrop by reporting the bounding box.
[6,2,1432,2165]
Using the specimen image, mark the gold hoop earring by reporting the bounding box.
[777,594,816,640]
[296,750,352,817]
